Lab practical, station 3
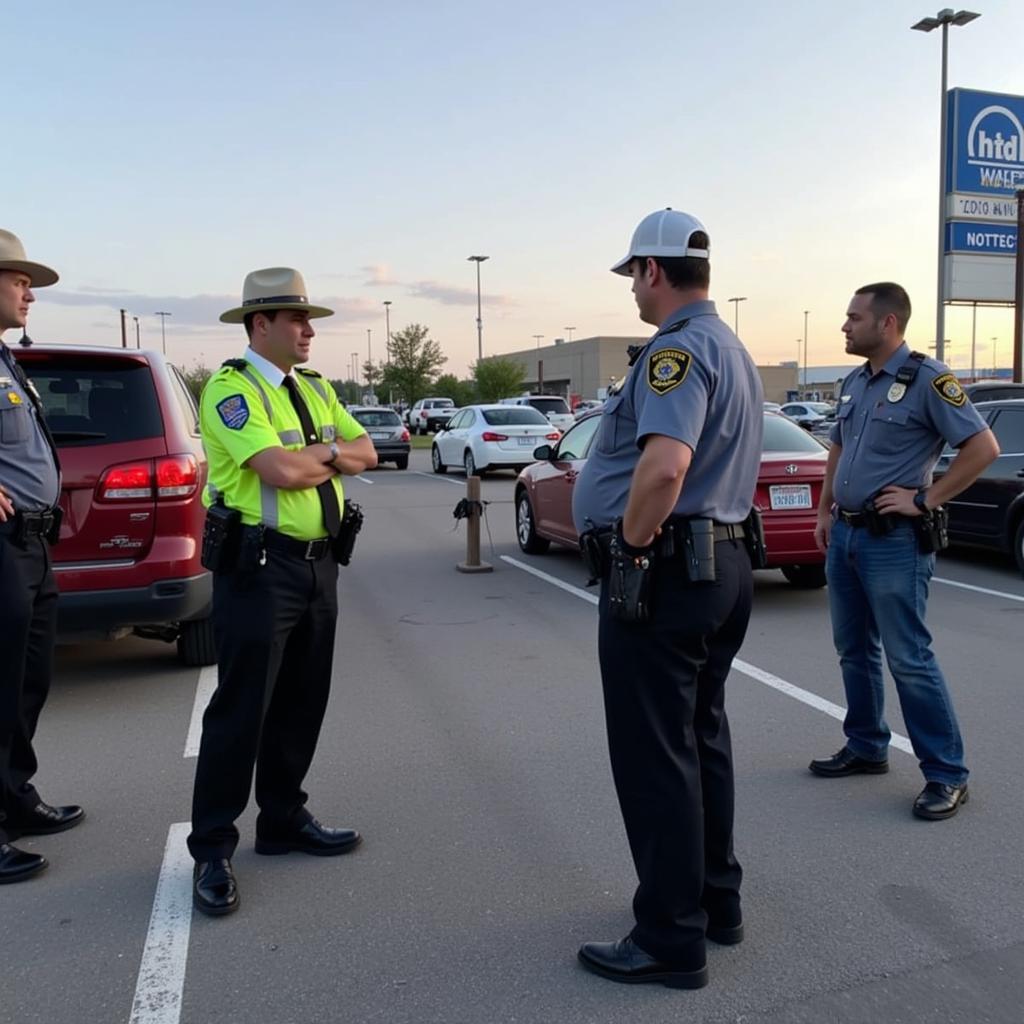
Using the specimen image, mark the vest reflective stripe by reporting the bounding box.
[322,424,336,441]
[260,481,279,528]
[235,366,283,525]
[300,373,329,403]
[238,367,274,418]
[278,429,302,445]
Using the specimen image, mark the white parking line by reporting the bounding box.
[128,823,192,1024]
[412,470,467,487]
[499,555,916,755]
[933,576,1024,603]
[353,474,374,484]
[184,666,217,759]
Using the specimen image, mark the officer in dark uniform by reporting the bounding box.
[810,282,998,820]
[0,229,84,885]
[189,267,377,916]
[573,210,763,989]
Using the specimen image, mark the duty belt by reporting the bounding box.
[835,509,870,527]
[595,519,745,557]
[258,527,332,561]
[7,509,58,537]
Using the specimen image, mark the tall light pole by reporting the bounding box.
[468,255,489,362]
[802,309,809,393]
[383,300,392,365]
[796,340,804,396]
[154,311,171,356]
[352,351,360,386]
[533,334,544,349]
[133,315,140,349]
[727,296,747,335]
[992,336,998,376]
[912,7,981,364]
[564,326,575,343]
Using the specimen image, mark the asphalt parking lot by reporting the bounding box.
[6,448,1024,1024]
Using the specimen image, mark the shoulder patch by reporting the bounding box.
[216,394,250,429]
[296,367,322,378]
[647,348,691,395]
[931,372,966,407]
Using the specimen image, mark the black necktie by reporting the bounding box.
[282,375,341,538]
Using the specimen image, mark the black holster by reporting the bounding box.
[607,528,653,622]
[680,517,717,582]
[579,525,610,585]
[200,501,242,572]
[863,500,899,536]
[332,500,364,566]
[915,505,949,553]
[742,507,768,569]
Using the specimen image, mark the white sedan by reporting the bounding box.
[431,404,561,477]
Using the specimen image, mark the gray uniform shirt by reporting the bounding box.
[0,342,60,511]
[830,342,987,510]
[573,300,764,532]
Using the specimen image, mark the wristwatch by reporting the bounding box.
[326,441,340,463]
[913,490,930,514]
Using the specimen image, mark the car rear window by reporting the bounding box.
[427,399,454,409]
[482,408,549,426]
[528,397,570,416]
[762,413,827,453]
[352,409,402,427]
[27,361,163,446]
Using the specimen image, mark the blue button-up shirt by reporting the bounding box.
[573,299,763,531]
[830,343,987,510]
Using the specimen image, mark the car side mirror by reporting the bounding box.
[533,444,553,461]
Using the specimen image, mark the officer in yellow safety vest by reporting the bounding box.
[188,267,377,917]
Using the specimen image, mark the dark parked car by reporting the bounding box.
[963,381,1024,403]
[514,410,830,587]
[13,345,214,664]
[934,398,1024,575]
[348,406,410,469]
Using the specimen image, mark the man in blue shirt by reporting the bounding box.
[811,282,998,820]
[574,209,763,990]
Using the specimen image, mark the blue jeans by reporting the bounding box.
[826,517,967,785]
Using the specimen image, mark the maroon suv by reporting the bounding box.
[13,344,214,665]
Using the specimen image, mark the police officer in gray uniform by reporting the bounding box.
[573,210,763,989]
[0,229,84,885]
[810,282,998,820]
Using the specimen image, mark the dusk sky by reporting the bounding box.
[7,0,1024,382]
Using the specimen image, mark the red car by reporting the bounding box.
[514,410,829,588]
[14,345,214,663]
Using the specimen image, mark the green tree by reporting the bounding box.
[473,357,526,402]
[433,373,477,408]
[181,362,213,402]
[378,324,447,404]
[328,378,362,405]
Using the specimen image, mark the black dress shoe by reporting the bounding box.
[913,781,968,820]
[193,859,239,916]
[0,843,48,885]
[577,937,708,989]
[809,747,889,778]
[254,818,361,857]
[706,918,744,945]
[7,801,85,836]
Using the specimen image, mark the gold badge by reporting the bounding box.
[647,347,692,395]
[7,391,22,405]
[887,381,907,403]
[931,372,966,407]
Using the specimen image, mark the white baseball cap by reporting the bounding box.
[610,208,710,276]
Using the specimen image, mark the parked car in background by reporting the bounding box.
[348,406,410,468]
[934,398,1024,575]
[963,381,1024,403]
[514,410,829,587]
[763,401,783,413]
[573,399,605,419]
[431,404,561,477]
[501,395,575,433]
[13,345,213,665]
[779,401,834,428]
[408,397,455,435]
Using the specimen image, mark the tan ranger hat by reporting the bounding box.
[0,229,59,287]
[220,267,333,323]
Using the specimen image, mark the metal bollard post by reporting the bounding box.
[456,475,493,573]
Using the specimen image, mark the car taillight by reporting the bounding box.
[400,429,410,441]
[545,432,561,441]
[156,454,199,498]
[481,432,508,442]
[98,461,153,501]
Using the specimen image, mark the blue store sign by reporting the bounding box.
[945,221,1018,255]
[946,88,1024,196]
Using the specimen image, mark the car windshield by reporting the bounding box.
[529,397,570,415]
[806,402,833,414]
[428,400,454,409]
[762,413,828,453]
[352,409,401,427]
[482,408,549,426]
[27,360,163,445]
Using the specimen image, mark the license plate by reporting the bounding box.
[517,436,536,446]
[370,432,390,440]
[769,484,812,510]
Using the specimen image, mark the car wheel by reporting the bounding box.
[780,564,827,589]
[1014,517,1024,577]
[394,455,409,470]
[177,616,216,667]
[464,449,486,478]
[515,490,550,554]
[431,445,446,474]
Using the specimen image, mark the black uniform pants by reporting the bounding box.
[188,549,340,862]
[0,527,59,845]
[598,540,753,968]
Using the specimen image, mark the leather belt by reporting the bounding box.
[260,527,332,561]
[595,520,745,556]
[835,509,869,527]
[9,509,58,537]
